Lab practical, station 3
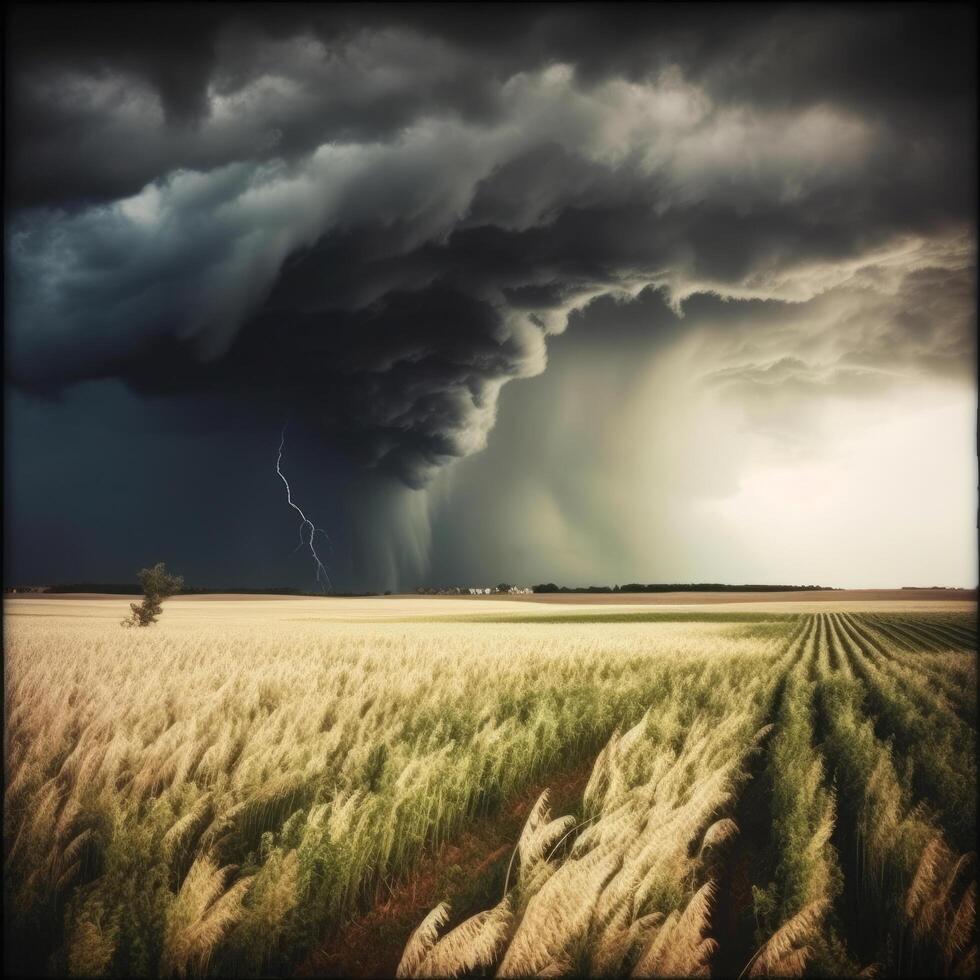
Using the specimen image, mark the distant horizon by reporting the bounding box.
[5,581,977,597]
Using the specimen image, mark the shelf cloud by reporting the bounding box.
[7,4,975,488]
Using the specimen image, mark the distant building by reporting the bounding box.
[416,584,533,595]
[416,585,499,594]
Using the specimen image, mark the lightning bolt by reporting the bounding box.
[276,425,332,593]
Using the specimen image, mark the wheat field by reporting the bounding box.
[3,597,976,977]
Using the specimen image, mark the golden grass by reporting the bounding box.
[3,599,975,977]
[4,598,787,977]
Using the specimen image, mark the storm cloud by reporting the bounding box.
[6,2,975,489]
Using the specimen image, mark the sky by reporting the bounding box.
[4,2,977,592]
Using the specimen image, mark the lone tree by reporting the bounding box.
[122,562,184,627]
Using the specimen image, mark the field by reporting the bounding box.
[3,596,977,978]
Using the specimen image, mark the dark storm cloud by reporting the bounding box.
[5,2,976,485]
[8,4,974,210]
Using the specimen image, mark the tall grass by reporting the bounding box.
[817,662,971,973]
[3,607,789,977]
[397,641,798,978]
[748,616,852,977]
[860,616,976,722]
[835,614,976,851]
[6,603,974,978]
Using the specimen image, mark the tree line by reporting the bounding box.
[530,583,836,593]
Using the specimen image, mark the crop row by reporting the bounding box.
[395,612,976,977]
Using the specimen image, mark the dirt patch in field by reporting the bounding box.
[295,760,595,979]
